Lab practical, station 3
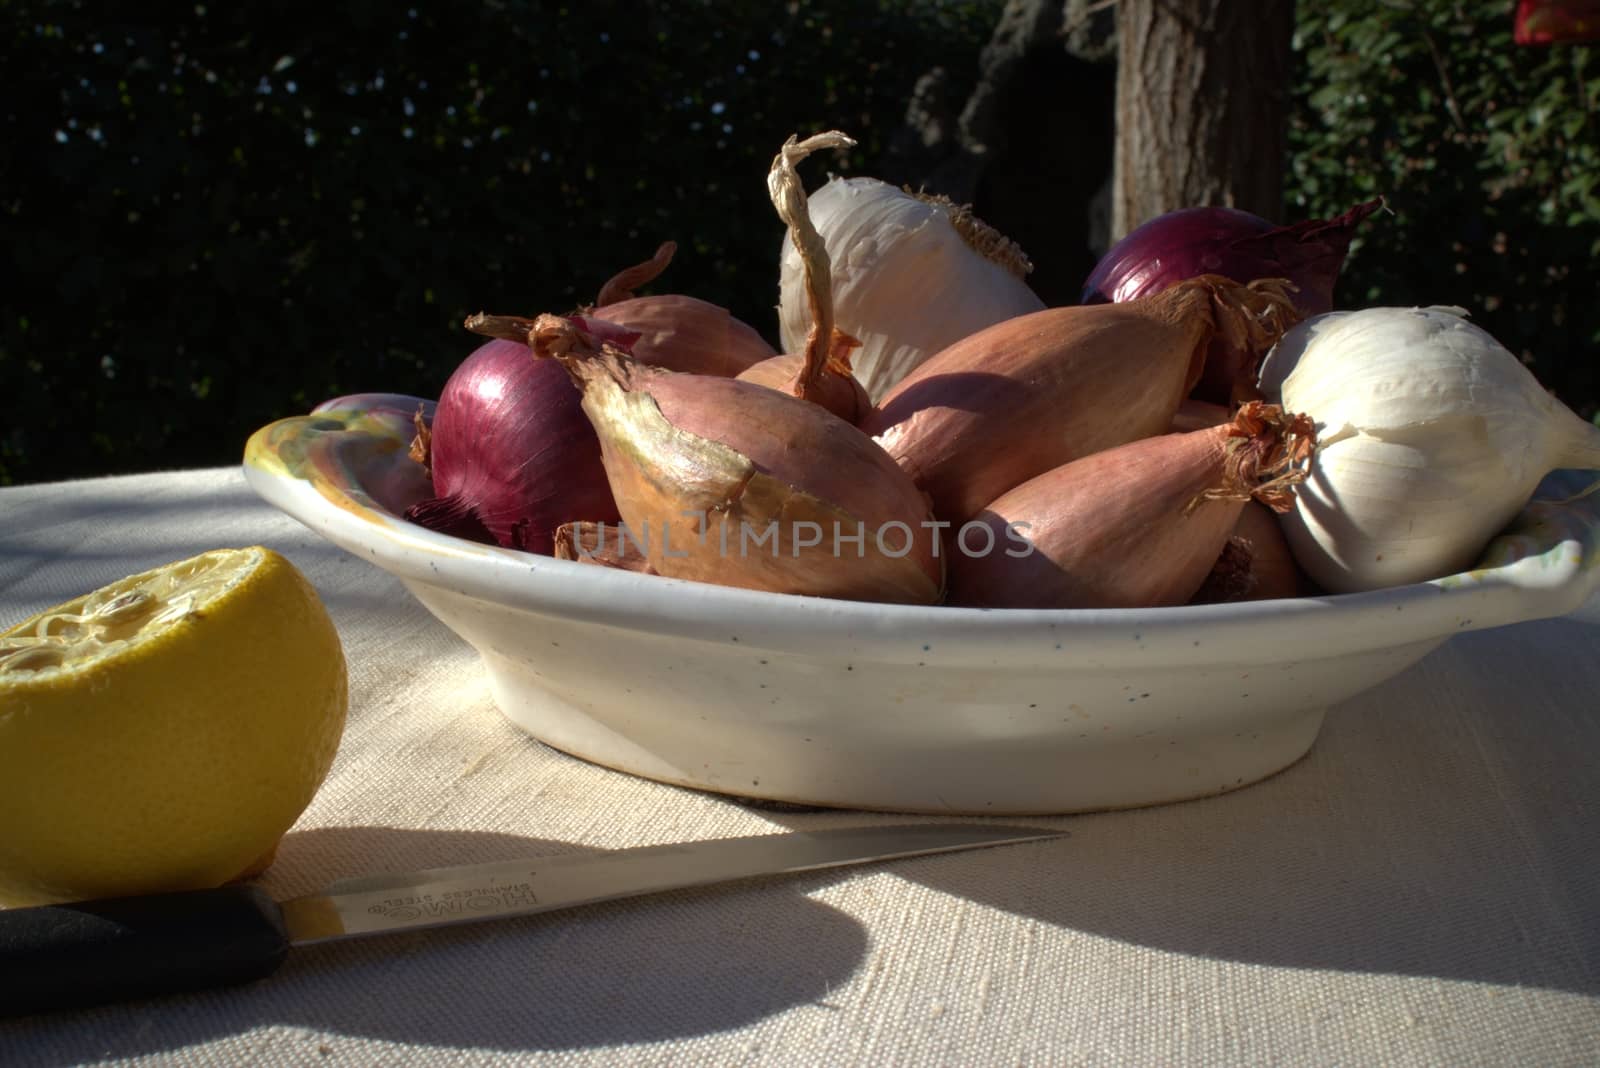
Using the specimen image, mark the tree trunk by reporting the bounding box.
[883,0,1117,305]
[1112,0,1294,239]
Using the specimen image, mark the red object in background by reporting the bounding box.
[1514,0,1600,44]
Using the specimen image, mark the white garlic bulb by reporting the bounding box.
[777,176,1045,403]
[1256,305,1600,593]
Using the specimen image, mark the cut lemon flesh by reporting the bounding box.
[0,547,348,907]
[1,549,249,676]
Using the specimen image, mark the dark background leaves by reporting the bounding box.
[1290,4,1598,427]
[2,1,1595,486]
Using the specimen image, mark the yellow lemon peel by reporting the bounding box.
[0,547,348,907]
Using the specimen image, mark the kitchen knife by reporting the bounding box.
[0,822,1062,1018]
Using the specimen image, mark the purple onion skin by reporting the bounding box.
[1083,207,1276,306]
[1081,200,1382,402]
[408,339,619,555]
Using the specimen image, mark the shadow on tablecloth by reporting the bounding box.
[783,613,1600,998]
[5,472,1595,1059]
[2,825,868,1063]
[10,627,1592,1068]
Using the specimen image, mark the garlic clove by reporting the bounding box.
[778,176,1045,402]
[1257,305,1470,397]
[1259,304,1600,592]
[1280,429,1536,592]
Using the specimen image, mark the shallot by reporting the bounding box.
[554,521,656,574]
[465,313,944,605]
[1171,398,1233,434]
[582,242,776,377]
[946,403,1316,609]
[1191,501,1316,604]
[862,274,1301,524]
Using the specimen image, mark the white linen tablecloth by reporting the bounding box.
[2,467,1597,1066]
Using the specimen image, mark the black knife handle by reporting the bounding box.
[0,884,290,1018]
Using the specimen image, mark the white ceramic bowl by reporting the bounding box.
[243,395,1600,814]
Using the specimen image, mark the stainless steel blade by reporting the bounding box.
[278,823,1064,945]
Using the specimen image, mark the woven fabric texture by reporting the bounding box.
[2,468,1597,1066]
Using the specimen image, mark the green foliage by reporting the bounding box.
[3,1,1596,484]
[0,1,999,484]
[1290,2,1598,421]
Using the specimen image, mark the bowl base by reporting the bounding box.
[482,656,1326,815]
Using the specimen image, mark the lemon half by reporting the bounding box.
[0,546,348,907]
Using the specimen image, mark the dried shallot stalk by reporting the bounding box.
[734,131,871,423]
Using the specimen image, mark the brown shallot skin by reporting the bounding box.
[737,352,871,423]
[579,242,776,377]
[554,520,657,575]
[735,332,872,424]
[861,274,1299,524]
[947,403,1315,609]
[1191,501,1318,604]
[583,296,775,377]
[467,313,943,605]
[1170,397,1232,434]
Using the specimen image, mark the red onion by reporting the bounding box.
[405,252,774,556]
[1081,199,1383,403]
[404,339,620,554]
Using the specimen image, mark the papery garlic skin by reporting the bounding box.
[1257,305,1600,593]
[777,177,1045,402]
